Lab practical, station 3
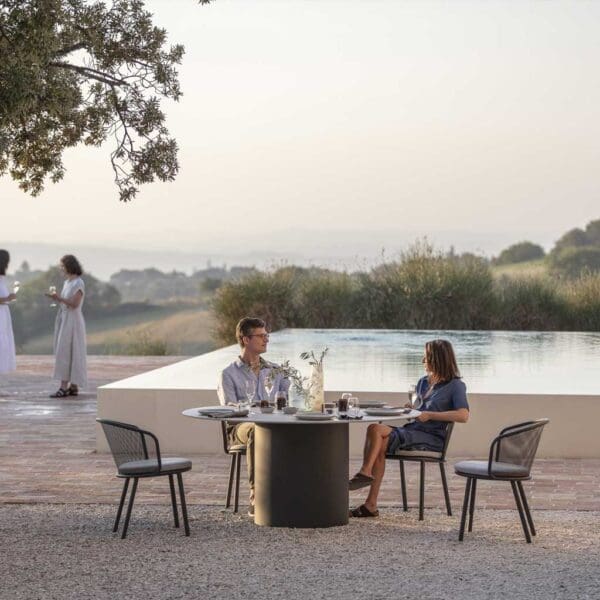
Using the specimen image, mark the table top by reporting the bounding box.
[182,406,421,425]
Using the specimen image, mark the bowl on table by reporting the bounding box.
[282,406,298,415]
[260,406,275,414]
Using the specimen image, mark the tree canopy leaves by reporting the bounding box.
[1,0,209,201]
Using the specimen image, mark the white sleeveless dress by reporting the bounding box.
[53,277,88,388]
[0,275,16,374]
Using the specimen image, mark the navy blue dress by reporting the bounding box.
[387,376,469,452]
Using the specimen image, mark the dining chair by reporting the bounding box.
[454,418,549,543]
[221,420,246,513]
[385,422,454,520]
[97,418,192,539]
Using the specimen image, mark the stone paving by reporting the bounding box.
[1,356,599,512]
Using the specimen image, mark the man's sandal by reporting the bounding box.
[348,472,375,490]
[49,388,69,398]
[350,504,379,518]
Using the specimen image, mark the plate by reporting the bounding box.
[197,407,248,418]
[363,408,412,417]
[354,400,387,408]
[295,412,335,421]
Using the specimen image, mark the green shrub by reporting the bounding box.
[295,270,359,328]
[494,241,545,265]
[211,267,303,345]
[548,246,600,278]
[360,244,495,329]
[492,277,568,330]
[561,274,600,330]
[106,328,169,356]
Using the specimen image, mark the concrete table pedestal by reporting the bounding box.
[254,422,349,528]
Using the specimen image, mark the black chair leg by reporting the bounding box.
[468,478,477,532]
[169,474,180,528]
[399,461,408,511]
[234,454,241,514]
[418,462,425,521]
[177,473,190,537]
[511,480,532,543]
[458,477,472,541]
[226,454,236,509]
[439,462,452,516]
[517,480,536,536]
[113,478,130,533]
[121,477,138,539]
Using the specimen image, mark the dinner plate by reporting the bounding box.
[363,408,412,417]
[197,407,248,418]
[295,412,335,421]
[354,400,387,408]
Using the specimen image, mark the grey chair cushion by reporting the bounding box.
[119,457,192,476]
[454,460,529,479]
[388,449,443,460]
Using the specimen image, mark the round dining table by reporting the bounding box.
[182,406,420,528]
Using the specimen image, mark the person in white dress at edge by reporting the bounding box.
[46,254,88,398]
[0,249,17,374]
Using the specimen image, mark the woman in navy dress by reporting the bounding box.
[349,339,469,517]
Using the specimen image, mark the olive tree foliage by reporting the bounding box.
[0,0,209,201]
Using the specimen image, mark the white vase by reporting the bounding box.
[308,364,324,412]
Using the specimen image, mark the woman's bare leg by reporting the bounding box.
[364,442,389,511]
[358,424,393,477]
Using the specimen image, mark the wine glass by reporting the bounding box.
[264,370,275,403]
[348,395,360,417]
[407,384,416,402]
[244,379,256,410]
[409,384,421,408]
[48,285,57,307]
[8,280,19,302]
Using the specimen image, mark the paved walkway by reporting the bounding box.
[1,356,599,511]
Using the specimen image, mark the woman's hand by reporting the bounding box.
[7,293,17,302]
[416,411,432,423]
[44,292,59,301]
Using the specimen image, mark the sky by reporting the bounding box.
[2,0,600,275]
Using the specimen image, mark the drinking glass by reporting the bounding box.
[244,379,256,408]
[275,391,287,411]
[348,396,360,417]
[407,384,416,402]
[264,370,275,402]
[48,285,57,307]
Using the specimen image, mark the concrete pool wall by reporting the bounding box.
[97,384,599,458]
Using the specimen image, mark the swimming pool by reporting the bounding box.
[261,329,600,395]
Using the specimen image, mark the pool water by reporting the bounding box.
[261,329,600,395]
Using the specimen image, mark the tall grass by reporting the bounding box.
[211,245,600,344]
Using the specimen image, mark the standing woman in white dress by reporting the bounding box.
[0,249,17,374]
[46,255,88,397]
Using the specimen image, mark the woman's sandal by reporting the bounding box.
[49,388,69,398]
[350,504,379,518]
[67,385,78,396]
[348,472,375,490]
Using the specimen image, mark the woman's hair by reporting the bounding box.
[425,339,460,384]
[61,254,83,276]
[0,249,9,275]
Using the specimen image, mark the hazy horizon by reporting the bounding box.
[3,0,600,265]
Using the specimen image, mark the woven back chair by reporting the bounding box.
[97,419,192,539]
[385,422,454,520]
[221,421,247,513]
[454,418,549,543]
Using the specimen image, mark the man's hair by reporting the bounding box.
[236,317,266,348]
[0,250,9,275]
[61,254,83,276]
[425,339,460,384]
